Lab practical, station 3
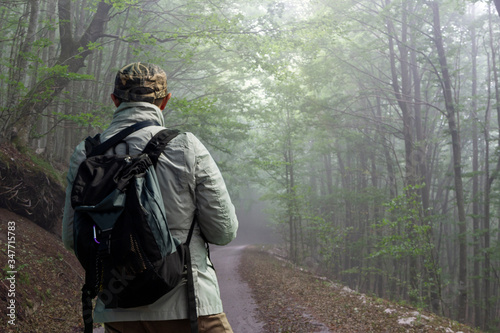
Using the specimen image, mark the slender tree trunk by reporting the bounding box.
[484,5,499,328]
[41,0,58,160]
[409,2,442,313]
[0,6,7,101]
[483,81,492,331]
[386,0,420,303]
[284,109,298,263]
[369,140,384,296]
[106,8,130,84]
[430,1,467,321]
[373,95,396,298]
[5,0,39,142]
[6,3,29,105]
[76,0,89,39]
[470,6,481,327]
[336,146,352,278]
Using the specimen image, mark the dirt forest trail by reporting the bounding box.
[210,245,267,333]
[212,244,332,333]
[207,200,281,333]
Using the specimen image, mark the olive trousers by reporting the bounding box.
[104,313,233,333]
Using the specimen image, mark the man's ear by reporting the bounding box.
[159,93,172,110]
[111,94,121,107]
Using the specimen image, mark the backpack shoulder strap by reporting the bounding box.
[87,120,160,157]
[84,134,101,155]
[142,128,180,166]
[184,213,198,333]
[143,128,197,333]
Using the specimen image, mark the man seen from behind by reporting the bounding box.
[62,62,238,333]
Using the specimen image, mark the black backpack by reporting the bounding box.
[70,120,198,333]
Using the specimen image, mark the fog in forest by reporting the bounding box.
[231,191,281,246]
[1,0,500,330]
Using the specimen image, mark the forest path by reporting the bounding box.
[216,245,332,333]
[210,245,266,333]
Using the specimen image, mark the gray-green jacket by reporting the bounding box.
[62,102,238,322]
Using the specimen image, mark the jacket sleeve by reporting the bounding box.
[62,141,87,252]
[191,134,238,245]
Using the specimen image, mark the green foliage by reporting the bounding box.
[54,108,109,130]
[77,42,104,58]
[125,28,158,46]
[370,185,434,260]
[368,184,443,310]
[32,38,54,49]
[106,0,139,11]
[38,65,94,81]
[167,96,249,153]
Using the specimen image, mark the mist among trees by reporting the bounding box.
[1,0,500,330]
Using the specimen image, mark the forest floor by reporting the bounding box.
[0,208,84,332]
[239,246,483,333]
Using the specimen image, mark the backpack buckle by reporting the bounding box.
[93,225,101,244]
[94,225,112,255]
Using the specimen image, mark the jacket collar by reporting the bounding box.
[100,102,165,141]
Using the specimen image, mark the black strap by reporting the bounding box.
[88,120,160,157]
[186,212,198,246]
[84,134,100,155]
[142,129,180,166]
[185,245,198,333]
[82,285,94,333]
[185,214,198,333]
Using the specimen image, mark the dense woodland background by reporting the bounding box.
[1,0,500,331]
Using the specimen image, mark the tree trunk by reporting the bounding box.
[409,1,443,313]
[430,1,467,321]
[336,146,351,277]
[483,5,499,328]
[470,5,481,326]
[5,0,39,141]
[386,0,419,303]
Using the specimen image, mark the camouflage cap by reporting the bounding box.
[113,62,168,103]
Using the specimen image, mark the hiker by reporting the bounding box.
[62,62,238,333]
